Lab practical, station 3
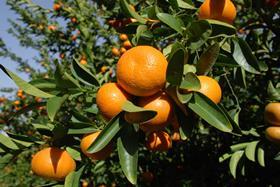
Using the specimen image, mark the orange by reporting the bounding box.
[71,17,77,23]
[195,76,222,104]
[117,46,168,96]
[120,47,127,54]
[171,131,181,142]
[96,83,131,120]
[264,102,280,126]
[265,127,280,144]
[59,53,65,59]
[14,100,20,105]
[71,35,77,41]
[31,147,76,181]
[122,40,132,49]
[112,47,120,56]
[146,131,172,151]
[53,3,61,11]
[48,25,57,31]
[119,34,128,41]
[80,59,87,65]
[198,0,236,24]
[141,171,154,183]
[80,131,113,160]
[101,66,108,73]
[126,92,173,132]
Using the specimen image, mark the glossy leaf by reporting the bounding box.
[122,100,157,123]
[206,19,236,37]
[0,65,55,98]
[0,133,19,150]
[87,113,123,153]
[267,81,280,101]
[187,20,211,50]
[245,141,259,162]
[196,43,220,75]
[157,13,183,34]
[117,124,138,185]
[177,0,196,9]
[257,144,265,167]
[66,147,82,161]
[0,154,14,169]
[233,38,260,74]
[179,72,201,91]
[230,143,248,152]
[229,150,244,178]
[64,165,86,187]
[188,92,233,132]
[71,59,100,86]
[47,95,68,122]
[166,42,186,85]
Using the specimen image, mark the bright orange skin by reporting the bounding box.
[135,92,173,132]
[112,47,120,56]
[120,47,127,54]
[117,46,168,96]
[31,147,76,181]
[171,131,181,141]
[264,102,280,126]
[198,0,236,24]
[146,131,172,151]
[80,131,113,160]
[265,127,280,144]
[80,59,87,65]
[197,76,222,104]
[48,25,57,31]
[119,34,128,41]
[122,40,132,49]
[71,17,77,23]
[53,3,61,11]
[101,66,108,73]
[96,83,131,120]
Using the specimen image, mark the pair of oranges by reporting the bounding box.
[265,103,280,143]
[31,131,111,181]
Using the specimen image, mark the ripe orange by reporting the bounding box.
[119,34,128,41]
[122,40,132,49]
[14,100,20,105]
[80,131,113,160]
[195,76,222,104]
[264,102,280,126]
[198,0,236,24]
[59,53,65,59]
[96,83,132,120]
[71,35,77,41]
[146,131,172,151]
[71,17,77,23]
[125,92,173,132]
[101,66,108,73]
[48,25,57,31]
[53,3,61,11]
[117,46,168,96]
[112,47,120,57]
[80,59,87,65]
[31,147,76,181]
[265,127,280,144]
[171,131,181,141]
[120,47,127,54]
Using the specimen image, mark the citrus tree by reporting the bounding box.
[0,0,280,186]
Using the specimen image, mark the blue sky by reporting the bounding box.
[0,0,52,97]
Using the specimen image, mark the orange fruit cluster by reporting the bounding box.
[111,34,132,57]
[198,0,236,24]
[264,103,280,143]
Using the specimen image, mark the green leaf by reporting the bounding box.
[196,43,220,75]
[187,20,212,50]
[176,106,194,140]
[71,59,100,86]
[233,38,260,74]
[157,13,183,34]
[54,63,79,89]
[267,81,280,101]
[120,0,147,24]
[230,143,248,152]
[177,0,196,9]
[179,72,201,91]
[117,124,138,185]
[47,95,68,122]
[87,114,123,153]
[245,141,259,162]
[7,133,44,147]
[67,123,97,135]
[206,19,236,37]
[166,42,186,86]
[0,154,14,169]
[64,165,85,187]
[188,92,233,132]
[257,144,265,167]
[122,101,157,123]
[66,147,82,161]
[229,150,244,178]
[219,153,232,163]
[0,65,55,98]
[29,79,57,91]
[0,133,19,150]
